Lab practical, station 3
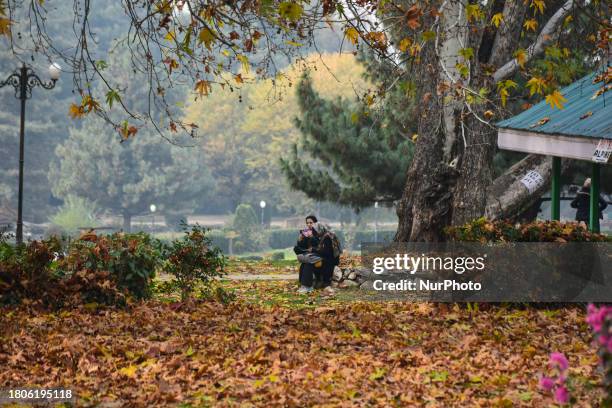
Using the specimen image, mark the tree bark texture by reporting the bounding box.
[395,0,577,241]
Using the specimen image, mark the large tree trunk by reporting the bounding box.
[485,154,572,220]
[394,0,576,242]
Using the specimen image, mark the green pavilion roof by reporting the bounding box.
[496,72,611,140]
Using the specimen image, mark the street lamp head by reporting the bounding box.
[48,63,61,81]
[259,200,266,209]
[150,204,157,213]
[173,2,192,26]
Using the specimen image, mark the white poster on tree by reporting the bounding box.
[520,170,545,193]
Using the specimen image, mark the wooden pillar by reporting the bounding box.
[589,162,600,233]
[551,157,561,221]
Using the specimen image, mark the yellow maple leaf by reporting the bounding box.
[523,19,538,32]
[526,76,547,96]
[530,0,545,15]
[236,54,250,73]
[399,38,412,52]
[499,88,509,106]
[465,4,483,22]
[119,365,138,378]
[491,13,503,28]
[545,90,567,110]
[164,31,176,42]
[194,80,211,96]
[198,27,215,50]
[68,103,84,119]
[514,49,527,68]
[345,27,359,45]
[0,17,11,37]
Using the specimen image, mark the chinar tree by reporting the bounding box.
[341,0,608,240]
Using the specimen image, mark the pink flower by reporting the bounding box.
[549,352,569,371]
[554,385,569,404]
[539,376,555,391]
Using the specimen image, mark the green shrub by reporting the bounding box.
[163,224,226,300]
[445,218,611,242]
[49,195,98,235]
[231,204,265,253]
[271,252,285,261]
[61,232,163,299]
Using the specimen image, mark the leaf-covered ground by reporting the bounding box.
[0,280,605,407]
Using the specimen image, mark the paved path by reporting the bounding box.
[224,274,298,281]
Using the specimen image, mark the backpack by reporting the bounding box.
[314,223,343,266]
[328,231,343,266]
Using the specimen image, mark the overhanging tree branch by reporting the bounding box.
[492,0,577,83]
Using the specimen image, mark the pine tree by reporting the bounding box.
[280,49,416,210]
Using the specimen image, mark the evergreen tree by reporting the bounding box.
[280,49,416,210]
[50,116,214,232]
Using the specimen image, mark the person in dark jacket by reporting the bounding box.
[312,223,336,292]
[571,178,608,224]
[294,215,321,294]
[294,215,337,294]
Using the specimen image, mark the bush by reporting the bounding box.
[163,224,226,300]
[49,195,98,236]
[0,233,62,306]
[271,252,285,261]
[60,232,163,299]
[231,204,265,253]
[445,218,611,242]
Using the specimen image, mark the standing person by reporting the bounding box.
[571,178,608,225]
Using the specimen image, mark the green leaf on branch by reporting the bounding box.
[105,89,121,108]
[95,60,108,71]
[278,2,303,22]
[459,48,474,60]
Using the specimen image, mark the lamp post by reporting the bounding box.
[0,63,60,244]
[374,201,379,243]
[259,200,266,227]
[150,204,157,231]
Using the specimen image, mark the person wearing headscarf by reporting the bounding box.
[571,178,608,225]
